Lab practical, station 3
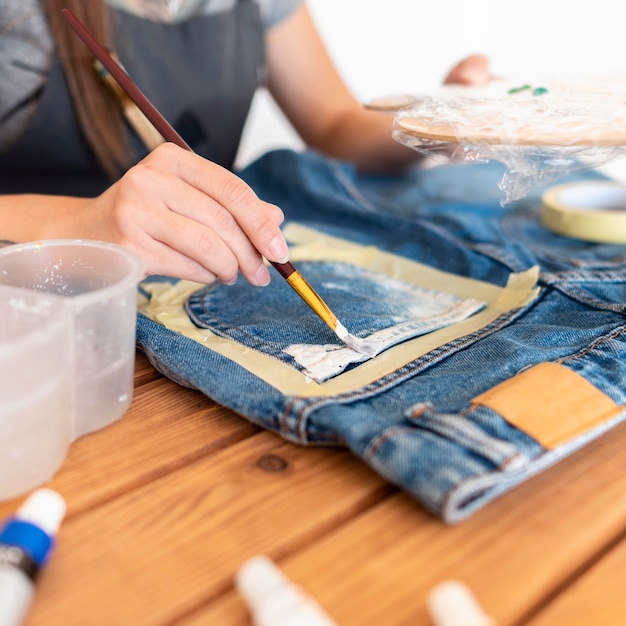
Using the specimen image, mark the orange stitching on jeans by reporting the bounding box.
[559,325,626,363]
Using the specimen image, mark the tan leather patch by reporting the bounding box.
[471,362,623,449]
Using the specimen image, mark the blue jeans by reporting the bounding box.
[137,149,626,522]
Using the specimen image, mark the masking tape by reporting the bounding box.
[139,224,539,398]
[541,181,626,243]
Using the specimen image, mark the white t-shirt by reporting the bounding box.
[108,0,300,27]
[0,0,301,147]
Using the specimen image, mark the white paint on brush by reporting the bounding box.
[334,321,381,359]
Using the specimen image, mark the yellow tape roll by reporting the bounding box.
[541,181,626,244]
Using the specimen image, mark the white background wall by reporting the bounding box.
[236,0,626,180]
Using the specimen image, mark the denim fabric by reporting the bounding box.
[185,261,486,382]
[137,149,626,522]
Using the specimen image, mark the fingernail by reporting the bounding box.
[221,275,238,286]
[268,235,289,264]
[254,265,271,286]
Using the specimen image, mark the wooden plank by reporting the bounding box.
[526,534,626,625]
[182,422,626,626]
[134,350,164,387]
[7,350,626,626]
[0,377,259,519]
[22,433,391,626]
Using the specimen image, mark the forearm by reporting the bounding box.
[268,6,491,175]
[308,106,421,173]
[266,4,420,175]
[0,194,91,243]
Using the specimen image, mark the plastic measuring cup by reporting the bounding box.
[0,240,145,437]
[0,287,73,500]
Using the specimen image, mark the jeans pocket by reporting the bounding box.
[465,205,626,275]
[362,403,540,522]
[137,224,539,397]
[404,403,532,470]
[541,270,626,313]
[185,260,486,383]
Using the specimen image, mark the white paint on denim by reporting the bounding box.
[314,263,489,362]
[322,270,468,307]
[323,276,476,319]
[286,343,369,382]
[286,294,486,382]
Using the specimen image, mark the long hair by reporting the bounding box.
[44,0,132,179]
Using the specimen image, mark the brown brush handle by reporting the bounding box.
[62,9,190,149]
[271,261,297,279]
[62,8,300,281]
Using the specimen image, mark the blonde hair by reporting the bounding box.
[44,0,132,179]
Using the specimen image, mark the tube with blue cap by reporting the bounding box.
[0,489,66,626]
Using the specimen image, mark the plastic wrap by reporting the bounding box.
[377,80,626,204]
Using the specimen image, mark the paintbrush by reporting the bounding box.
[61,8,378,358]
[93,56,165,151]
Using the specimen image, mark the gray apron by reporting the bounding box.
[0,0,265,195]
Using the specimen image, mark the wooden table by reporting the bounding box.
[4,351,626,625]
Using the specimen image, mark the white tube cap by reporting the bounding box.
[236,556,338,626]
[236,555,287,607]
[16,489,67,537]
[428,580,495,626]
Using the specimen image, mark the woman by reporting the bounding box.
[0,0,489,285]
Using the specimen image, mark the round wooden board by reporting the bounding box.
[396,115,626,147]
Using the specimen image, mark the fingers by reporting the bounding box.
[444,54,491,86]
[153,145,290,264]
[107,144,290,285]
[147,197,270,286]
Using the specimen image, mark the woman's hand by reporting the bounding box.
[444,54,491,86]
[71,143,289,285]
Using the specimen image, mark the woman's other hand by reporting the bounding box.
[444,54,491,86]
